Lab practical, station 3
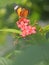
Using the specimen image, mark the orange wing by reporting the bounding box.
[17,7,22,17]
[16,7,29,18]
[20,8,29,17]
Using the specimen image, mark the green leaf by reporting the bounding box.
[13,43,49,65]
[0,32,7,45]
[0,57,13,65]
[43,25,49,32]
[30,12,40,24]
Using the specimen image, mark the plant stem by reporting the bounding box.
[0,29,21,34]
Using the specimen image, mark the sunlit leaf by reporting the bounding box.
[0,57,13,65]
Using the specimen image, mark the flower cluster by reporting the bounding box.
[16,17,36,37]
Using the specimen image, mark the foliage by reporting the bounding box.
[0,0,49,65]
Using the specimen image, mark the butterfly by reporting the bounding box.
[13,3,29,18]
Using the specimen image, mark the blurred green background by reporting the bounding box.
[0,0,49,65]
[0,0,49,42]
